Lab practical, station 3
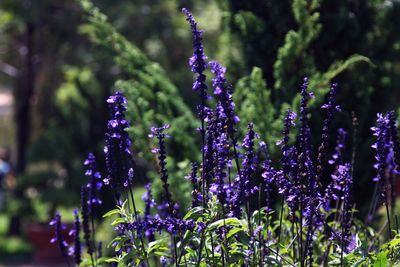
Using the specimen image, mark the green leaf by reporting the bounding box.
[105,258,119,263]
[208,217,244,229]
[111,217,126,226]
[147,238,169,255]
[183,206,204,220]
[225,227,244,240]
[373,251,388,267]
[103,209,121,218]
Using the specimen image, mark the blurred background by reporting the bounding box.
[0,0,399,265]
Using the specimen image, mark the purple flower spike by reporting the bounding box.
[387,111,400,169]
[84,153,103,211]
[81,187,93,256]
[186,162,202,208]
[241,123,258,197]
[182,8,207,77]
[260,142,278,212]
[277,109,297,193]
[371,113,390,183]
[142,183,156,241]
[71,208,82,265]
[298,77,321,265]
[50,212,69,261]
[104,91,134,197]
[368,113,392,225]
[340,163,353,252]
[231,123,258,217]
[149,125,174,217]
[317,83,340,177]
[328,128,347,166]
[210,61,239,141]
[298,77,314,171]
[182,8,209,131]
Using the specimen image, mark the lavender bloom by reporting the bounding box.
[324,129,348,210]
[182,8,208,130]
[298,78,317,206]
[213,131,230,206]
[388,111,400,168]
[285,147,302,219]
[328,129,348,166]
[69,208,81,265]
[260,142,278,212]
[276,109,297,195]
[277,109,297,162]
[182,8,207,81]
[231,123,258,217]
[81,187,93,256]
[387,111,400,205]
[185,162,202,207]
[203,107,216,188]
[210,105,231,208]
[299,77,314,157]
[371,113,391,183]
[298,77,317,205]
[142,183,156,220]
[317,83,340,177]
[339,163,353,252]
[387,150,399,208]
[368,113,392,225]
[104,91,134,198]
[210,61,239,139]
[113,223,132,254]
[149,125,174,216]
[84,153,103,211]
[50,212,69,260]
[142,183,156,240]
[298,78,320,265]
[160,256,168,267]
[324,163,350,209]
[241,123,258,197]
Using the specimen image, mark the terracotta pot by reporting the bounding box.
[25,223,72,264]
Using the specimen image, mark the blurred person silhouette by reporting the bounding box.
[0,148,15,211]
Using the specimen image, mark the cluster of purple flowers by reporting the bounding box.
[50,8,400,267]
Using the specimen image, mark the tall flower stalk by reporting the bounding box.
[50,212,70,267]
[103,91,148,264]
[70,208,82,266]
[149,124,179,266]
[317,83,340,179]
[276,109,297,257]
[149,125,174,216]
[371,113,392,238]
[182,8,209,208]
[81,186,95,265]
[83,152,102,265]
